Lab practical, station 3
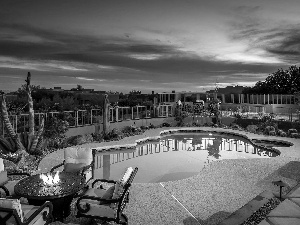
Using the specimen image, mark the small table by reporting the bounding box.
[14,172,85,221]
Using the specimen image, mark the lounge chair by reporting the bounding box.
[76,183,131,225]
[0,158,30,198]
[75,167,138,225]
[0,198,53,225]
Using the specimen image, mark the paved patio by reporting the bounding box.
[39,127,300,225]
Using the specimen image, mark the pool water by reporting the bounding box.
[94,132,279,183]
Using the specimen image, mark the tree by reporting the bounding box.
[243,66,300,94]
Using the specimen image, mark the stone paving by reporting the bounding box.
[38,127,300,225]
[257,182,300,225]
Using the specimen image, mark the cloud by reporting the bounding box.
[0,56,89,72]
[0,21,290,90]
[228,5,300,65]
[76,77,95,81]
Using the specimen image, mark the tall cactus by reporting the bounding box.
[103,94,110,135]
[0,72,45,170]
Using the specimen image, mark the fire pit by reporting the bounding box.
[14,172,85,221]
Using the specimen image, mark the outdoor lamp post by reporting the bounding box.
[272,180,289,201]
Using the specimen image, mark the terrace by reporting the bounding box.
[37,127,300,225]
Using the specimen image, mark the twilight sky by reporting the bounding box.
[0,0,300,93]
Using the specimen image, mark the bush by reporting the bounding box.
[65,134,93,146]
[246,125,258,133]
[149,123,156,129]
[103,128,123,141]
[230,123,241,130]
[91,132,103,142]
[264,126,276,135]
[43,113,70,149]
[269,131,276,136]
[162,122,171,127]
[277,129,287,137]
[288,128,298,136]
[290,133,300,138]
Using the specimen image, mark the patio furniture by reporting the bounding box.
[14,172,85,222]
[0,198,53,225]
[92,167,138,190]
[0,158,31,197]
[75,167,138,224]
[76,182,132,225]
[50,146,95,186]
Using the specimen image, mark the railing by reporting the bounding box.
[2,104,300,136]
[1,105,161,135]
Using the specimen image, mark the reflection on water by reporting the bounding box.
[94,133,278,183]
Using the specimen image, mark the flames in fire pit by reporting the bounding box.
[40,171,60,185]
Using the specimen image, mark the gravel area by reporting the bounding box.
[38,127,300,225]
[241,197,281,225]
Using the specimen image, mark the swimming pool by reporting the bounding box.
[94,132,279,183]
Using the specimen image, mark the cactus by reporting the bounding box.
[0,72,45,170]
[103,94,110,135]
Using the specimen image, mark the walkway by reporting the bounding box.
[39,127,300,225]
[258,183,300,225]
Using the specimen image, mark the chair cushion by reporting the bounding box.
[78,202,116,218]
[102,186,115,200]
[64,163,86,173]
[3,180,19,196]
[120,167,133,185]
[0,198,24,222]
[82,186,114,205]
[64,146,93,165]
[0,158,4,172]
[0,170,8,185]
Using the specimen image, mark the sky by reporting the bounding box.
[0,0,299,93]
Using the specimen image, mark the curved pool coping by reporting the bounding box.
[39,127,300,225]
[84,127,286,157]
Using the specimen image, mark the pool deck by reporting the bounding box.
[39,127,300,225]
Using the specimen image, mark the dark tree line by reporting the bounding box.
[243,66,300,94]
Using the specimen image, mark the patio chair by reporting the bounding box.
[0,158,31,198]
[92,167,138,190]
[76,182,131,225]
[0,198,53,225]
[81,167,138,202]
[50,146,95,186]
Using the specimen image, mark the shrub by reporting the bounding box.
[290,133,300,138]
[103,128,123,141]
[230,123,241,130]
[264,126,276,135]
[43,113,70,149]
[162,122,171,127]
[65,134,93,146]
[277,129,287,137]
[246,125,258,133]
[269,131,276,136]
[91,132,103,142]
[288,129,298,136]
[149,123,156,129]
[192,122,202,127]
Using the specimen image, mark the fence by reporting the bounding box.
[1,105,167,135]
[2,104,300,136]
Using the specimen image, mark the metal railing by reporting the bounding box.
[2,104,300,136]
